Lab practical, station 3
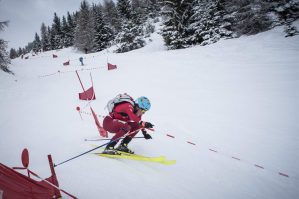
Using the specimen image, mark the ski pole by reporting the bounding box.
[84,136,145,141]
[54,140,114,167]
[54,128,147,167]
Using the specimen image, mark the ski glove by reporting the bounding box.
[143,122,154,129]
[142,129,152,140]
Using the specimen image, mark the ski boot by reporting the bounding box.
[116,137,134,154]
[102,141,119,155]
[116,143,134,154]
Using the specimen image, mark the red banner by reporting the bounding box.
[79,86,96,100]
[63,60,70,66]
[108,63,117,70]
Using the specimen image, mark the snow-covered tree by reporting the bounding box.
[238,0,272,35]
[144,20,155,37]
[115,0,145,52]
[74,0,94,53]
[131,0,145,24]
[0,39,12,74]
[40,23,51,51]
[51,13,63,49]
[284,22,299,37]
[0,21,13,74]
[160,0,194,49]
[274,0,299,23]
[102,0,121,33]
[219,0,273,36]
[115,20,145,53]
[61,16,67,48]
[187,0,234,46]
[117,0,132,20]
[17,47,23,57]
[9,48,18,59]
[33,33,41,53]
[92,4,114,52]
[47,26,54,50]
[66,12,76,46]
[142,0,160,19]
[61,15,74,48]
[24,41,34,54]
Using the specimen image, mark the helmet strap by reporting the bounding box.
[133,104,139,113]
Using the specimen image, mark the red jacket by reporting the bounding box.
[110,102,141,123]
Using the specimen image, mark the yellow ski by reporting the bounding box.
[116,151,176,165]
[94,152,176,165]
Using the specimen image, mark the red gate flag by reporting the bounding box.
[90,107,108,137]
[76,71,96,100]
[79,86,96,100]
[108,63,117,70]
[63,60,70,66]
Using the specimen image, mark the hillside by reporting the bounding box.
[1,21,299,199]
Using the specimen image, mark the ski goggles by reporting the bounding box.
[140,108,147,113]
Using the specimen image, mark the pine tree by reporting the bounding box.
[186,0,234,46]
[284,22,299,37]
[47,26,54,50]
[274,0,299,23]
[102,0,121,33]
[131,0,145,24]
[40,23,50,51]
[61,16,71,48]
[117,0,132,20]
[219,0,273,36]
[74,0,94,53]
[17,47,23,57]
[0,21,13,74]
[51,13,63,49]
[115,0,145,52]
[0,39,12,74]
[66,12,75,46]
[9,48,18,59]
[160,0,194,49]
[142,0,160,19]
[24,42,34,54]
[239,0,272,35]
[115,20,145,53]
[33,33,41,53]
[92,4,114,52]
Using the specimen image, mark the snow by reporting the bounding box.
[1,21,299,199]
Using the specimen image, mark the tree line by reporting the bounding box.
[160,0,298,49]
[3,0,299,72]
[9,0,159,59]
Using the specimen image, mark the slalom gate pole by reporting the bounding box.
[54,128,147,167]
[75,70,88,99]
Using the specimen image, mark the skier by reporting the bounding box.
[103,95,154,154]
[79,57,84,66]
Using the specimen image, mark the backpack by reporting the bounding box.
[106,93,135,113]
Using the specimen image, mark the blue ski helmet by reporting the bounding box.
[135,96,151,111]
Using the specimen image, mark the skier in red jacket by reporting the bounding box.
[103,96,154,154]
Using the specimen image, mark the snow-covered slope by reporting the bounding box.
[1,22,299,199]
